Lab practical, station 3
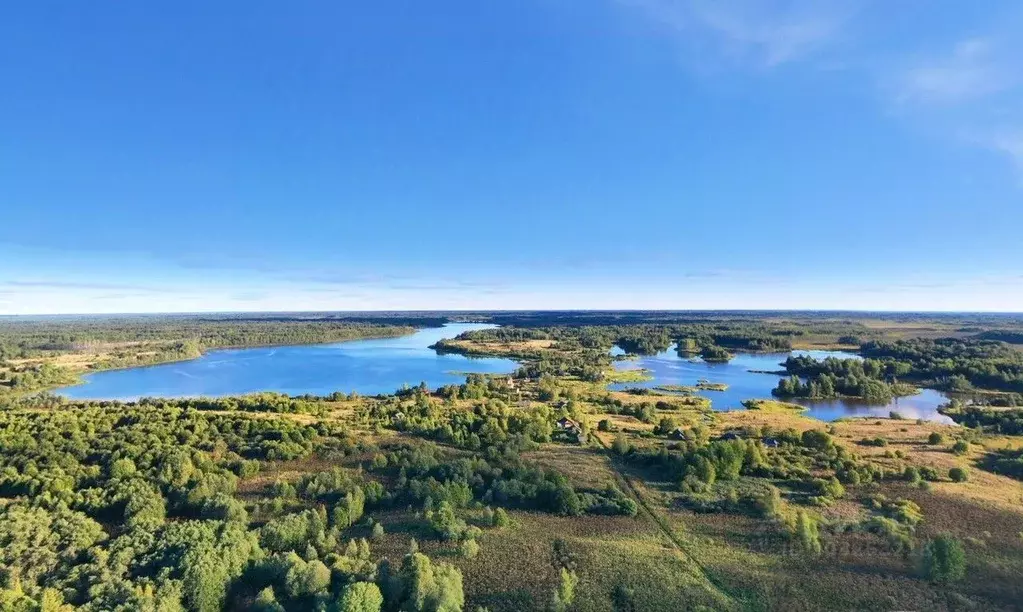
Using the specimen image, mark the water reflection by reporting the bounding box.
[59,324,518,400]
[609,345,952,423]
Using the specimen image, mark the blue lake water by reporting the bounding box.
[609,345,953,423]
[59,323,518,400]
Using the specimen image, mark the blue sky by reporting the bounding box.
[2,1,1022,314]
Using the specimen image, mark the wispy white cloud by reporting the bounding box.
[988,131,1023,173]
[895,38,1015,105]
[618,0,859,68]
[889,34,1023,176]
[617,0,1023,178]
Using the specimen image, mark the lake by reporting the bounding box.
[58,323,518,400]
[609,345,954,423]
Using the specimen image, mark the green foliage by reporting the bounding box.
[260,509,326,553]
[862,337,1023,394]
[284,557,332,599]
[795,511,822,556]
[951,440,970,455]
[774,355,916,401]
[920,535,966,583]
[429,502,469,541]
[927,432,945,445]
[383,553,464,612]
[550,568,579,612]
[0,504,106,599]
[612,435,631,455]
[252,587,285,612]
[338,582,383,612]
[985,447,1023,480]
[459,538,480,560]
[949,467,969,482]
[800,429,834,451]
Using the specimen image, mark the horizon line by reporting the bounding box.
[3,307,1023,318]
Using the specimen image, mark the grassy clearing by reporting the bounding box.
[605,368,654,384]
[741,399,808,413]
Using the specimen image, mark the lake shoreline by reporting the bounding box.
[55,323,518,401]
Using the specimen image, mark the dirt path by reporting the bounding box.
[593,434,740,610]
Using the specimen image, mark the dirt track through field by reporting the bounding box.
[594,435,740,610]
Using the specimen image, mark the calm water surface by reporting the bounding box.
[59,324,517,400]
[610,345,953,423]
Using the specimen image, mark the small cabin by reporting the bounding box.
[719,431,743,441]
[669,427,687,440]
[556,417,581,432]
[762,437,780,448]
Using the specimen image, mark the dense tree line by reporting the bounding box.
[942,402,1023,435]
[0,403,477,611]
[860,338,1023,393]
[774,355,916,401]
[985,448,1023,481]
[0,318,415,361]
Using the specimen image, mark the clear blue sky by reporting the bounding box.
[3,1,1022,314]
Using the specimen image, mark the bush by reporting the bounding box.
[801,430,834,451]
[795,511,822,555]
[951,440,970,455]
[459,538,480,559]
[949,467,969,482]
[612,435,631,455]
[927,432,945,445]
[337,582,383,612]
[550,568,579,612]
[920,535,966,582]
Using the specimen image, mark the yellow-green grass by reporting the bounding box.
[740,398,808,412]
[605,368,654,384]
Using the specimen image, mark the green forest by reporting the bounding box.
[1,311,1023,611]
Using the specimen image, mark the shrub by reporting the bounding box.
[801,430,834,451]
[928,432,945,445]
[337,582,383,612]
[550,568,579,612]
[612,435,631,455]
[795,511,822,555]
[459,538,480,559]
[949,467,969,482]
[951,440,970,455]
[492,508,510,528]
[920,535,966,582]
[428,502,468,541]
[761,487,781,519]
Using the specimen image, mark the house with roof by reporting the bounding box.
[556,417,581,434]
